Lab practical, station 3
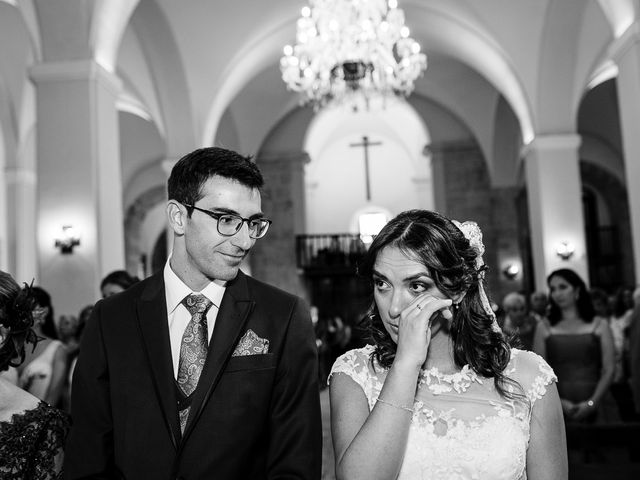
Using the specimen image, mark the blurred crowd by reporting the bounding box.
[0,269,140,413]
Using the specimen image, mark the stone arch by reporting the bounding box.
[124,184,166,276]
[580,160,635,288]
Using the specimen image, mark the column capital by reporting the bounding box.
[521,133,581,158]
[29,59,122,95]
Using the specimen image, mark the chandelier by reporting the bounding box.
[280,0,427,110]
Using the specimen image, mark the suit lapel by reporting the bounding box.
[180,271,254,443]
[135,273,181,450]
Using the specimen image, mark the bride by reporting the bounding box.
[329,210,567,480]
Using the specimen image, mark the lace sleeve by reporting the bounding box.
[0,402,70,480]
[27,406,70,480]
[509,349,557,405]
[327,346,375,393]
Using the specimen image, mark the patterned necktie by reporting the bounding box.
[177,293,213,432]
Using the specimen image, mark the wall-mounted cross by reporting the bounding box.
[350,135,382,201]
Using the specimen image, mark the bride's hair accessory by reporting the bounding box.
[451,220,501,334]
[0,280,38,370]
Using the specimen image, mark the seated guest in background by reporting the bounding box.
[529,290,548,322]
[534,268,615,423]
[100,269,140,298]
[17,286,68,408]
[330,210,566,480]
[0,271,70,478]
[501,291,538,350]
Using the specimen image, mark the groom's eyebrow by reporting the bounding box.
[208,206,265,219]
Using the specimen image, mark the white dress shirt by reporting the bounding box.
[163,260,226,378]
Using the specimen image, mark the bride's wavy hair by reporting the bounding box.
[0,271,38,372]
[359,210,518,399]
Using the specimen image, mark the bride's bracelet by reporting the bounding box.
[376,397,414,414]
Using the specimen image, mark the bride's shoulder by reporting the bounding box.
[505,349,557,401]
[328,345,378,385]
[333,344,375,369]
[0,379,41,423]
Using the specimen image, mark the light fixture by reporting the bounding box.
[280,0,427,110]
[556,241,575,261]
[502,263,520,280]
[55,225,80,254]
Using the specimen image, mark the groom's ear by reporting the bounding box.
[167,200,187,235]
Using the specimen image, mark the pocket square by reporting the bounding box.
[232,329,270,356]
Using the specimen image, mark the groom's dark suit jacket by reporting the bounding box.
[64,270,322,480]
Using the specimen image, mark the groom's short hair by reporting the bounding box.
[167,147,264,206]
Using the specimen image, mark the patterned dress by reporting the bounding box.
[330,345,557,480]
[0,401,70,479]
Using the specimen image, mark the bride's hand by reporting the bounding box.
[394,294,453,370]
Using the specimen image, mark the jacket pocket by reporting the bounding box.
[225,353,276,372]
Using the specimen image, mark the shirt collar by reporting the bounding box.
[163,258,226,314]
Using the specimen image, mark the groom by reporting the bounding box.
[65,147,322,479]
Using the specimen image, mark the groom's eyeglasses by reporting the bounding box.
[183,204,272,239]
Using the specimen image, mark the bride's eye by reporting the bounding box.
[410,282,428,294]
[373,278,389,290]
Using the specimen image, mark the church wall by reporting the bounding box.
[434,142,524,305]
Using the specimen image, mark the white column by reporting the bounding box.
[30,60,124,315]
[523,134,588,290]
[4,167,38,281]
[615,33,640,283]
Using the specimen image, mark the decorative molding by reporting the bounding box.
[3,167,37,185]
[29,59,122,95]
[520,133,581,158]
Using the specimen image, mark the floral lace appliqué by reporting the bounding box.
[0,401,70,479]
[418,364,482,394]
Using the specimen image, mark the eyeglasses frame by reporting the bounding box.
[182,203,272,239]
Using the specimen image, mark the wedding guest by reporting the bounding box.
[608,286,636,420]
[17,286,68,408]
[0,271,70,478]
[100,269,139,298]
[62,305,92,411]
[330,210,566,480]
[501,291,538,350]
[530,291,548,322]
[589,287,611,319]
[534,268,615,423]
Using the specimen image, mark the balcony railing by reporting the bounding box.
[296,233,371,272]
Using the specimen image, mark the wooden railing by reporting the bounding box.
[296,233,371,271]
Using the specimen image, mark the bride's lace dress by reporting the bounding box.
[330,345,556,480]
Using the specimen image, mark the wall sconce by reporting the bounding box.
[556,241,575,260]
[55,225,80,254]
[502,263,520,280]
